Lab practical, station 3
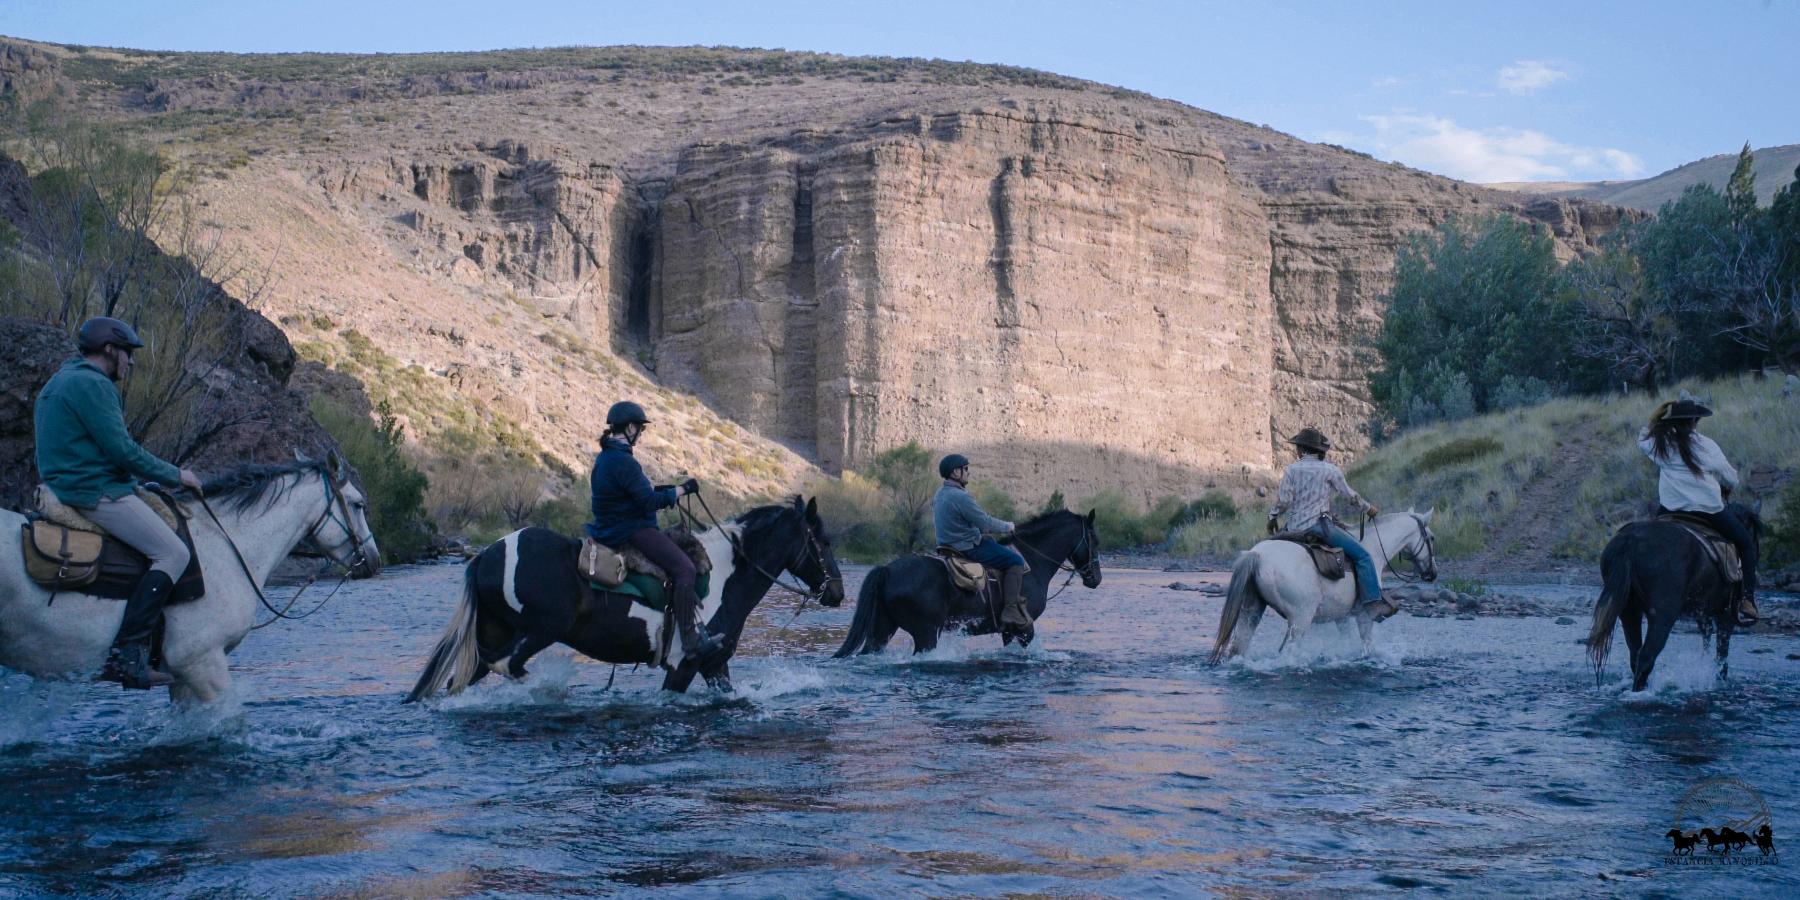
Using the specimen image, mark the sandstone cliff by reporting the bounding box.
[7,38,1633,506]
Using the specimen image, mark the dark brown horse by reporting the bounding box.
[1587,503,1761,692]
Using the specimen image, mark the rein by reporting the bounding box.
[194,468,368,630]
[677,491,837,621]
[1009,520,1097,604]
[1368,512,1435,584]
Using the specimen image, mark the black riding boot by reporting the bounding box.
[101,571,175,690]
[671,582,724,667]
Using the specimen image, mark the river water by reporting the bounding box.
[2,563,1796,897]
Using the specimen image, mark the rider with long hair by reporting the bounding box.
[1639,398,1758,624]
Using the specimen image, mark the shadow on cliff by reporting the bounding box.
[912,438,1276,509]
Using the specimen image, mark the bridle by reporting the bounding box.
[680,492,840,607]
[1367,512,1437,584]
[1010,516,1101,603]
[199,465,374,629]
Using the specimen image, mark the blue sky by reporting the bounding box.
[3,0,1794,184]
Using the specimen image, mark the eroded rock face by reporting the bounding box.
[654,107,1275,501]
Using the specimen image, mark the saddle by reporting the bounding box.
[1656,512,1743,583]
[1269,528,1348,580]
[579,527,714,612]
[19,485,206,601]
[932,546,989,593]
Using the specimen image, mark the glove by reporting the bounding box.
[1649,400,1673,427]
[681,478,700,496]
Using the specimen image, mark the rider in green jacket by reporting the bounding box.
[34,317,204,689]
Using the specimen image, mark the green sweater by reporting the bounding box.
[33,359,181,507]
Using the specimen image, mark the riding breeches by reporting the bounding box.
[628,528,697,590]
[80,494,190,580]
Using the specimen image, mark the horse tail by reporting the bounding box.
[405,560,483,703]
[1587,544,1632,684]
[1209,551,1260,666]
[833,564,887,658]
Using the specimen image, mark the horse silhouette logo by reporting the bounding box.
[1664,777,1778,866]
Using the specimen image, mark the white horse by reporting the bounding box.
[1209,510,1438,663]
[0,453,379,704]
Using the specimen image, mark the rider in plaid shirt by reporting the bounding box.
[1268,428,1389,614]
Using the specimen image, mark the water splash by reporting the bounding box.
[432,653,579,711]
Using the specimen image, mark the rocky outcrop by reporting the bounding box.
[655,107,1275,500]
[0,40,61,106]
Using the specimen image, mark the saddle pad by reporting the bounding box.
[591,571,712,612]
[36,484,184,534]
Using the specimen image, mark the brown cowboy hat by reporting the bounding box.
[1660,399,1713,420]
[1285,427,1331,452]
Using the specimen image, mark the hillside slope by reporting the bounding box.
[1488,144,1800,212]
[2,36,1631,507]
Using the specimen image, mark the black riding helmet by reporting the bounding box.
[606,401,650,428]
[939,453,970,479]
[76,317,145,354]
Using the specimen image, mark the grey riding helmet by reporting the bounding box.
[939,453,970,479]
[76,317,145,354]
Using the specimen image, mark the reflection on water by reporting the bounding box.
[2,564,1796,896]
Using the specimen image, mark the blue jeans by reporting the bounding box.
[963,536,1025,570]
[1312,520,1381,605]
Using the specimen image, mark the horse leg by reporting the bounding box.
[491,592,576,679]
[1714,612,1733,682]
[167,647,231,706]
[1633,611,1676,692]
[1621,605,1644,680]
[1353,614,1374,656]
[909,625,939,655]
[1278,608,1315,655]
[1226,596,1266,659]
[704,660,733,693]
[863,609,900,655]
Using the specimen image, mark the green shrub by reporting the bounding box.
[1168,510,1263,557]
[1081,490,1172,548]
[970,481,1017,522]
[1415,437,1504,474]
[1765,476,1800,569]
[1173,490,1238,527]
[310,398,435,562]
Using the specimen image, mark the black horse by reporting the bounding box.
[833,509,1100,657]
[1587,502,1761,692]
[406,496,843,701]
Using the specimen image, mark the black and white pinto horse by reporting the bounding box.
[406,497,843,701]
[833,509,1101,656]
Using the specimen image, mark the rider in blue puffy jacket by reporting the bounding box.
[586,401,722,667]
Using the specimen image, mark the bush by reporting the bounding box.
[309,398,434,562]
[806,470,900,563]
[1765,476,1800,569]
[1081,490,1180,548]
[1173,490,1237,527]
[1414,437,1504,474]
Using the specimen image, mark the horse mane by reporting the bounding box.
[1017,508,1079,533]
[192,461,330,514]
[732,503,793,534]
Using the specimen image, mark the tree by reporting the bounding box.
[1564,240,1679,392]
[1370,214,1568,424]
[1726,142,1758,224]
[865,442,938,552]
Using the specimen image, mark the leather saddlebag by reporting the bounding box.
[21,519,104,589]
[579,537,628,587]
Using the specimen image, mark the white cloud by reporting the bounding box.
[1497,60,1569,95]
[1356,114,1645,183]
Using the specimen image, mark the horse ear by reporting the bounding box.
[329,450,349,480]
[805,496,818,519]
[293,447,313,464]
[1086,509,1096,524]
[1421,508,1435,524]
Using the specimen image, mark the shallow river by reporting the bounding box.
[3,564,1797,897]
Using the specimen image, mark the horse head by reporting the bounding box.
[789,495,846,607]
[1076,509,1102,588]
[1016,508,1102,590]
[1385,508,1438,584]
[295,449,382,579]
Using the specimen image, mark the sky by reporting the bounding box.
[2,0,1795,184]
